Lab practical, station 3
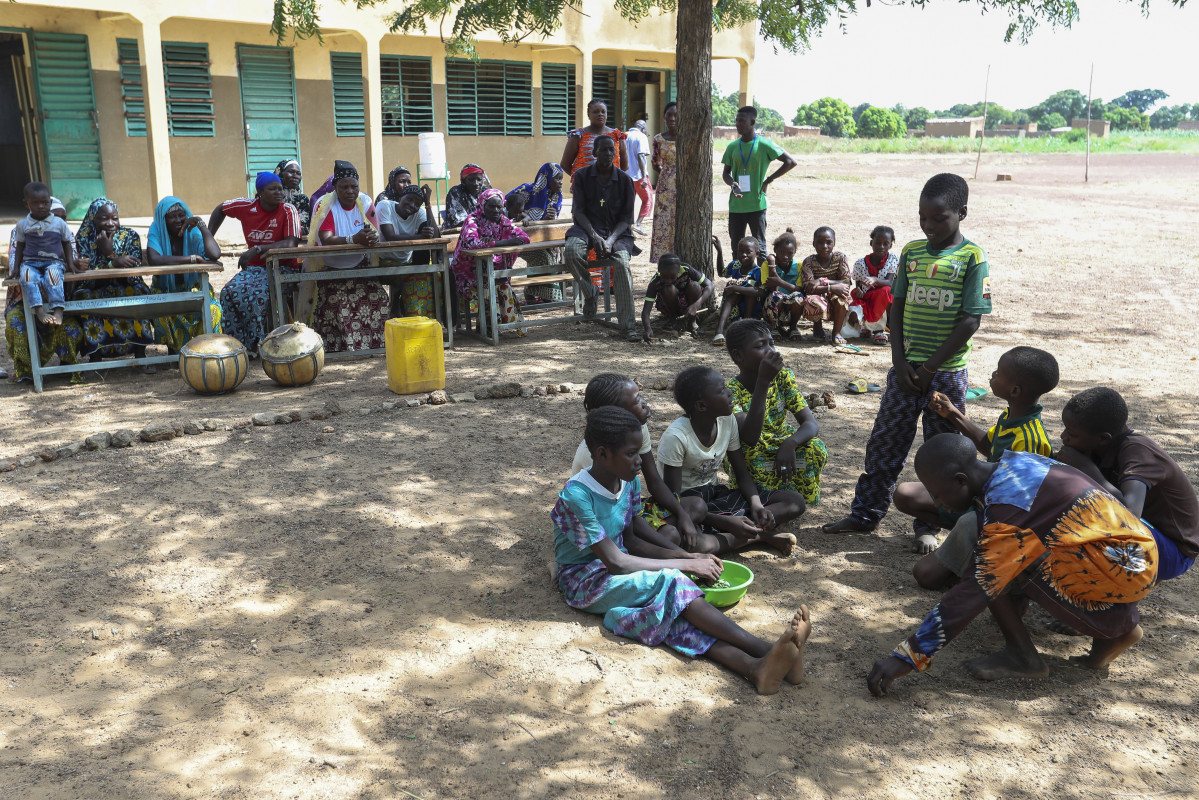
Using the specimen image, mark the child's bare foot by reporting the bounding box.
[964,646,1050,681]
[35,306,53,325]
[821,516,876,534]
[913,533,939,554]
[51,308,64,325]
[749,626,801,695]
[761,531,796,557]
[1068,625,1143,671]
[1047,619,1083,636]
[785,605,812,684]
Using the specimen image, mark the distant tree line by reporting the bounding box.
[714,86,1197,138]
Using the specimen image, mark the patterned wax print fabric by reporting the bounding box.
[891,238,991,370]
[5,230,85,383]
[649,134,677,263]
[146,196,223,352]
[723,257,769,320]
[568,127,627,173]
[72,198,156,359]
[275,159,312,235]
[551,470,715,658]
[799,252,852,322]
[764,257,804,329]
[892,451,1158,672]
[851,252,899,324]
[1097,432,1199,559]
[508,163,564,221]
[449,189,529,333]
[726,367,829,505]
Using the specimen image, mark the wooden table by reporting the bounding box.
[263,238,454,355]
[2,264,223,392]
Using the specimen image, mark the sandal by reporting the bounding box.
[846,378,882,394]
[832,334,847,346]
[711,333,726,345]
[786,329,802,341]
[965,387,989,402]
[872,332,889,345]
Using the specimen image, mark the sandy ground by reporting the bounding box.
[1,152,1198,799]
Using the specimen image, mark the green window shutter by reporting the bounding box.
[330,52,365,136]
[380,56,434,135]
[447,58,532,136]
[541,63,575,135]
[445,59,477,135]
[504,62,532,136]
[591,66,619,125]
[666,69,677,103]
[162,41,214,136]
[117,38,145,137]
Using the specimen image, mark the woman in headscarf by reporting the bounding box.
[275,158,311,236]
[297,159,390,352]
[377,183,439,318]
[650,102,679,264]
[72,198,158,372]
[443,164,490,229]
[4,197,86,383]
[374,165,413,207]
[144,196,223,353]
[449,188,530,335]
[209,171,303,354]
[505,162,566,271]
[560,99,629,176]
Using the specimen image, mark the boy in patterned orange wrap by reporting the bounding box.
[868,435,1157,697]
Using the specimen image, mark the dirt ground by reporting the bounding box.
[2,152,1197,799]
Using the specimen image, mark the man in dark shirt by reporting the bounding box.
[564,135,640,340]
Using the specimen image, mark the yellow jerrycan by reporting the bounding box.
[385,316,445,395]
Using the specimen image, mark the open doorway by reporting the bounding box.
[0,31,42,222]
[624,69,665,140]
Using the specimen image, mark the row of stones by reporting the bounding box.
[0,381,587,472]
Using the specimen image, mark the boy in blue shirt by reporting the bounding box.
[823,173,992,553]
[9,182,76,326]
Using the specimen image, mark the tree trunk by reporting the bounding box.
[674,0,714,283]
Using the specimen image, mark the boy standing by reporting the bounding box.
[9,182,76,326]
[625,119,654,235]
[823,173,992,553]
[720,106,795,257]
[1055,387,1197,582]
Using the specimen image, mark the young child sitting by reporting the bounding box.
[658,365,806,555]
[571,373,709,552]
[799,226,853,345]
[712,236,769,345]
[8,181,76,326]
[763,228,805,341]
[851,225,899,345]
[868,436,1159,696]
[723,319,828,505]
[641,253,712,341]
[896,346,1059,590]
[504,190,531,224]
[823,173,993,553]
[552,406,812,695]
[1054,387,1197,584]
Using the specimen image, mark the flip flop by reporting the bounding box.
[846,378,882,394]
[711,334,726,345]
[965,387,989,401]
[834,343,866,355]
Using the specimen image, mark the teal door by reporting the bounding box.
[29,32,105,217]
[237,45,300,191]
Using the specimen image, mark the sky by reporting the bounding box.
[712,2,1196,115]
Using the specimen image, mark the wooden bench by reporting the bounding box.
[263,237,454,355]
[2,264,223,392]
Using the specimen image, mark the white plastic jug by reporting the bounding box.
[417,132,447,179]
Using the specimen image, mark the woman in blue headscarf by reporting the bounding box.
[145,196,224,352]
[506,163,564,222]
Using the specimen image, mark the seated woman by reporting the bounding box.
[297,159,390,352]
[506,162,566,271]
[374,164,413,208]
[443,164,489,229]
[449,188,530,335]
[72,198,158,374]
[209,172,303,355]
[145,196,223,353]
[4,197,86,383]
[276,159,312,236]
[377,184,440,318]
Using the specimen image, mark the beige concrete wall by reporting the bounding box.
[1070,118,1110,137]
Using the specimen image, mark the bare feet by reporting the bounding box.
[1068,625,1143,671]
[749,624,802,695]
[51,308,64,325]
[35,306,54,325]
[821,516,876,535]
[761,531,796,557]
[1046,619,1083,636]
[964,646,1050,681]
[785,605,812,684]
[913,533,939,554]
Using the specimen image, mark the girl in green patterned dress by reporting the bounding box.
[723,318,829,505]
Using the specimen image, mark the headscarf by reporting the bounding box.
[147,196,205,293]
[275,158,300,174]
[333,160,358,181]
[460,164,485,178]
[506,163,564,222]
[449,188,529,292]
[75,198,142,283]
[309,175,335,211]
[444,163,491,228]
[274,158,311,236]
[381,165,413,203]
[255,171,281,191]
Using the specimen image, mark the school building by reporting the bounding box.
[0,0,757,218]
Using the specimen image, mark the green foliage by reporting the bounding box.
[852,102,872,123]
[904,106,931,130]
[856,106,905,138]
[1150,105,1187,129]
[1040,112,1067,129]
[1111,88,1169,113]
[1104,105,1149,131]
[1028,89,1087,124]
[1060,128,1087,143]
[764,129,1199,156]
[757,106,787,132]
[712,87,739,127]
[794,97,856,138]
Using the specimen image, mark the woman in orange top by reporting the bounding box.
[560,99,629,176]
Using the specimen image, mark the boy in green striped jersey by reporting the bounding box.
[900,346,1059,589]
[823,173,992,553]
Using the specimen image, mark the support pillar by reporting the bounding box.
[579,49,593,126]
[139,16,174,202]
[362,31,385,195]
[738,58,753,108]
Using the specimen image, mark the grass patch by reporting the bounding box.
[718,130,1199,156]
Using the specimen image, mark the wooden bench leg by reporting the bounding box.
[24,300,44,393]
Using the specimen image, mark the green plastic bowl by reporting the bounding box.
[699,560,754,607]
